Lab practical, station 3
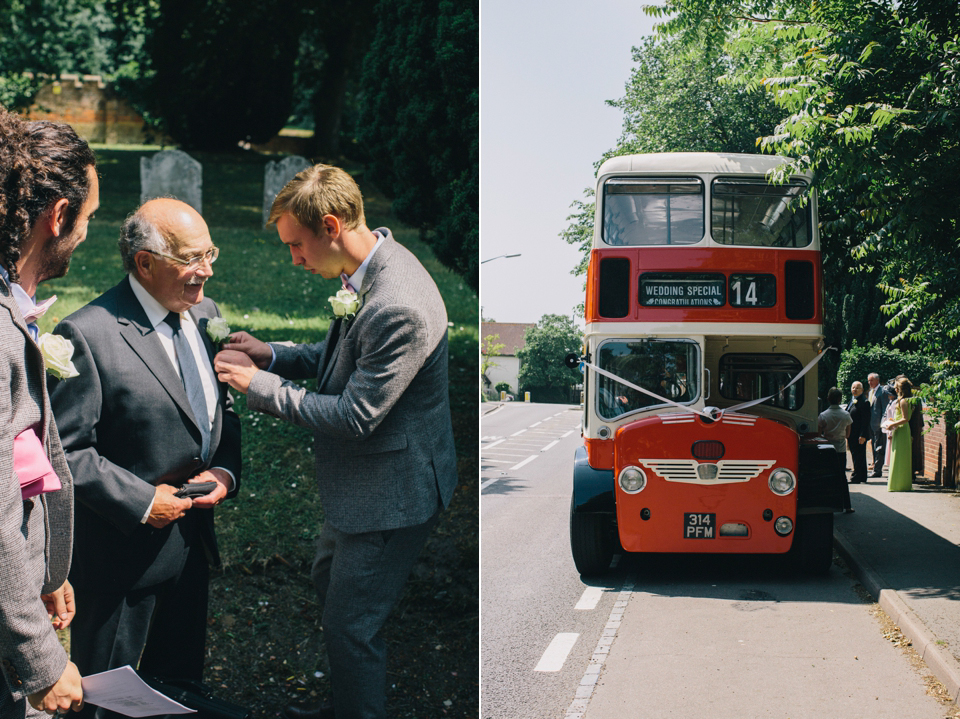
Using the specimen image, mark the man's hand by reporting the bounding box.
[222,331,272,369]
[214,349,258,395]
[188,468,232,509]
[147,484,192,528]
[41,580,76,630]
[859,436,866,444]
[28,661,83,714]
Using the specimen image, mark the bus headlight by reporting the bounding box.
[774,516,794,536]
[768,468,796,496]
[618,466,647,494]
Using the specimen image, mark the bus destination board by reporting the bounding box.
[639,273,725,307]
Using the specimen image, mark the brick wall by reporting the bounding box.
[921,409,958,488]
[25,74,160,144]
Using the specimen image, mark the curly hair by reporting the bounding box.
[1,106,96,284]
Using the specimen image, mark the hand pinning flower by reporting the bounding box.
[206,317,232,344]
[329,289,360,320]
[39,333,79,379]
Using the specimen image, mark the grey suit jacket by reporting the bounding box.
[48,277,241,594]
[0,279,74,705]
[247,229,458,533]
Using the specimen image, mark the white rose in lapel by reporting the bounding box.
[39,332,80,379]
[329,289,360,320]
[206,317,232,343]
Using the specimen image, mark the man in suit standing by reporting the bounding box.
[1,109,98,717]
[48,199,241,716]
[214,164,458,719]
[867,372,892,477]
[847,381,871,483]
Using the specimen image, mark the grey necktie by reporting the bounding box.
[164,312,211,461]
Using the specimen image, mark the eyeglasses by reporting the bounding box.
[148,246,219,269]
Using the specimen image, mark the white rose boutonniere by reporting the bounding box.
[38,333,79,379]
[206,317,232,344]
[329,289,360,320]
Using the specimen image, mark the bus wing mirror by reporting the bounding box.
[564,352,581,369]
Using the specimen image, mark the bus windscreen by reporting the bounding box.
[711,178,811,247]
[603,178,704,246]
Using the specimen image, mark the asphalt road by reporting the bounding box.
[481,402,952,719]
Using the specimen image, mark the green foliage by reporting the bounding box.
[653,0,960,419]
[836,343,934,399]
[143,0,301,150]
[516,314,583,403]
[494,382,510,394]
[356,0,478,291]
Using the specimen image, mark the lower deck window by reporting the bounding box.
[596,339,700,419]
[718,353,803,410]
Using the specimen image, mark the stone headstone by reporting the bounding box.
[140,149,202,214]
[263,155,312,226]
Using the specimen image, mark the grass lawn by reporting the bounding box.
[40,146,479,718]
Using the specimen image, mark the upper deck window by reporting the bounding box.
[596,339,700,420]
[711,178,811,247]
[602,178,704,246]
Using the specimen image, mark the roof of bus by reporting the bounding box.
[597,152,812,179]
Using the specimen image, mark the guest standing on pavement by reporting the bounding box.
[867,372,892,477]
[847,381,871,483]
[887,377,914,492]
[818,387,854,513]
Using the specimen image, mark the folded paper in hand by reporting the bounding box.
[14,426,61,500]
[81,665,196,716]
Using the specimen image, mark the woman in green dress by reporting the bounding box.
[887,377,913,492]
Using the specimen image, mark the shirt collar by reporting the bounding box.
[128,274,193,329]
[345,231,385,293]
[0,264,38,321]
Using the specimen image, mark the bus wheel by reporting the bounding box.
[792,512,834,575]
[570,498,614,576]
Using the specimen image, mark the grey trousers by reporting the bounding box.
[311,511,439,719]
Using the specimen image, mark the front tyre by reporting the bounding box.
[570,496,614,576]
[791,512,834,575]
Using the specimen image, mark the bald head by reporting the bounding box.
[120,198,216,313]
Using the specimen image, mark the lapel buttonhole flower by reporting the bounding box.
[39,332,79,379]
[329,289,360,321]
[206,317,232,344]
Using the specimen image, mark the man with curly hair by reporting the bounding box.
[0,105,98,718]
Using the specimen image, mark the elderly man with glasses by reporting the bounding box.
[48,198,242,715]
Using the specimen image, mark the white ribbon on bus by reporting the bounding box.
[582,347,834,421]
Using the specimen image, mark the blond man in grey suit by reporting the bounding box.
[0,108,99,717]
[215,165,458,719]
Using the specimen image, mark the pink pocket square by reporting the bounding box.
[14,426,61,500]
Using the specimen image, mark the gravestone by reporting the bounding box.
[140,149,202,214]
[263,155,312,226]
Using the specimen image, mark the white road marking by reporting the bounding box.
[564,577,636,718]
[575,586,604,611]
[483,439,506,449]
[541,440,560,452]
[481,459,512,464]
[561,430,576,438]
[530,421,542,427]
[511,429,528,436]
[510,455,537,471]
[480,477,500,490]
[535,633,579,672]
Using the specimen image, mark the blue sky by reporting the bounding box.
[480,0,659,325]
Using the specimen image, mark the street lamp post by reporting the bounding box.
[481,253,521,264]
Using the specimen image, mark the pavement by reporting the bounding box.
[835,473,960,703]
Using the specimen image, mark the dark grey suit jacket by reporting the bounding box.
[49,277,241,594]
[247,229,458,533]
[0,280,74,705]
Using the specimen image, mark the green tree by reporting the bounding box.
[480,333,504,398]
[649,0,960,423]
[357,0,478,291]
[517,314,583,404]
[144,0,302,150]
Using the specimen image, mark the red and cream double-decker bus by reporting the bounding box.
[568,152,843,575]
